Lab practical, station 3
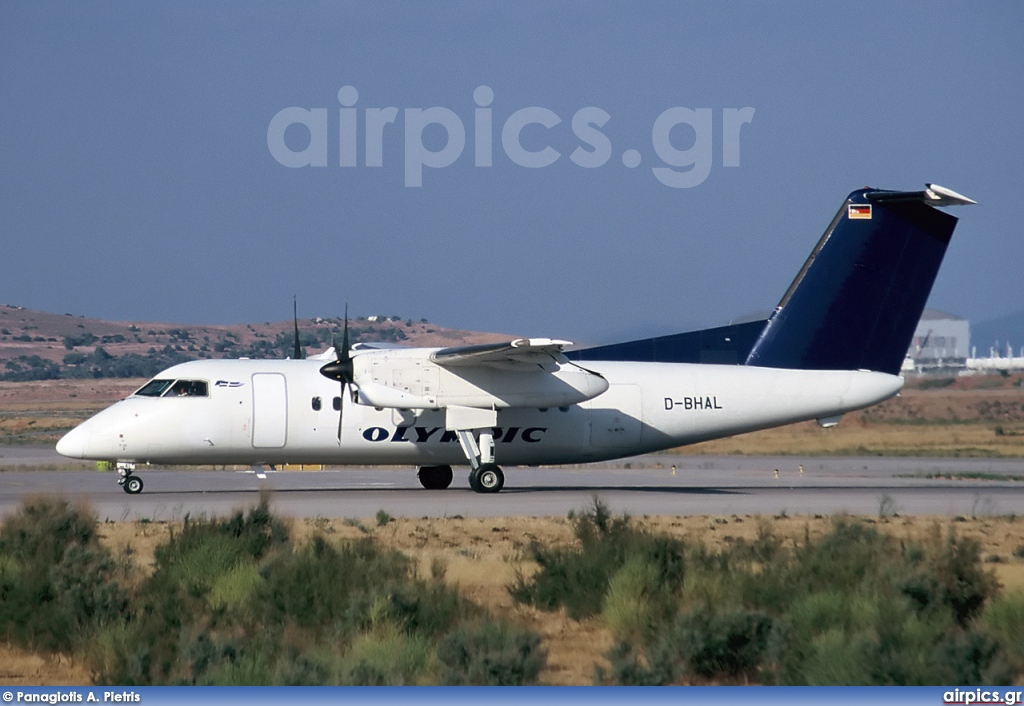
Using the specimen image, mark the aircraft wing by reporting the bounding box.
[431,338,573,368]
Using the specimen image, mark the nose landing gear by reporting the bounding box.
[116,462,144,494]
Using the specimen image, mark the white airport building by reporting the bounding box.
[902,309,969,372]
[902,309,1024,374]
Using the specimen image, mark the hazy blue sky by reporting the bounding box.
[2,2,1021,344]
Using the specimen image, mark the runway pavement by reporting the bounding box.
[2,444,1023,520]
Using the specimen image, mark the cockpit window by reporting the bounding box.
[168,380,208,397]
[135,379,174,397]
[133,379,209,397]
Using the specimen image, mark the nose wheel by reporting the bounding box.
[116,462,144,494]
[121,475,144,494]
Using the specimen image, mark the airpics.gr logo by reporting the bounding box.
[267,86,754,188]
[943,688,1024,705]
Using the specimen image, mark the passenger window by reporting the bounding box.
[332,397,342,411]
[168,380,208,397]
[312,396,322,411]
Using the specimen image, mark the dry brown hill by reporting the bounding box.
[0,304,512,379]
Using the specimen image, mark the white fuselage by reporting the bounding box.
[56,357,902,467]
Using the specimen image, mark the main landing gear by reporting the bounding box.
[416,421,507,493]
[430,407,506,494]
[468,463,504,494]
[116,462,143,495]
[417,464,454,490]
[415,462,504,493]
[456,426,505,494]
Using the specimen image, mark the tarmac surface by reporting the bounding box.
[2,444,1024,520]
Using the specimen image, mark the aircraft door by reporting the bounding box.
[586,384,643,448]
[251,373,288,448]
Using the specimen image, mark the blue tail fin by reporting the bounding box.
[567,184,973,373]
[744,185,974,375]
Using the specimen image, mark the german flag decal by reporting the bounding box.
[848,204,872,220]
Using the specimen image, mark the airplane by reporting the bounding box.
[56,183,976,495]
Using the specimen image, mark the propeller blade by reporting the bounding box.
[338,308,351,441]
[292,297,302,360]
[317,307,354,442]
[342,304,350,354]
[337,382,345,440]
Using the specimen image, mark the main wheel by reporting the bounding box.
[123,475,144,495]
[470,463,504,494]
[418,465,453,490]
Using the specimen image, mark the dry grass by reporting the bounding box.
[0,379,142,444]
[0,379,141,409]
[0,647,92,686]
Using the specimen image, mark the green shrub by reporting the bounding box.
[939,628,1013,685]
[192,640,275,686]
[339,621,431,685]
[510,498,685,620]
[437,618,546,685]
[207,561,263,613]
[599,517,1007,685]
[598,641,661,685]
[982,588,1024,668]
[787,627,877,684]
[924,529,997,625]
[636,606,771,684]
[0,496,97,566]
[602,556,660,639]
[48,542,128,639]
[258,536,414,636]
[162,531,240,594]
[89,505,502,685]
[159,495,287,571]
[0,497,126,653]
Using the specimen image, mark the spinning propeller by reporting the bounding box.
[318,307,355,440]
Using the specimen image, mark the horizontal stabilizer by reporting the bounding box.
[867,183,977,207]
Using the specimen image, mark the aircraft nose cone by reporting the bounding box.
[56,428,86,458]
